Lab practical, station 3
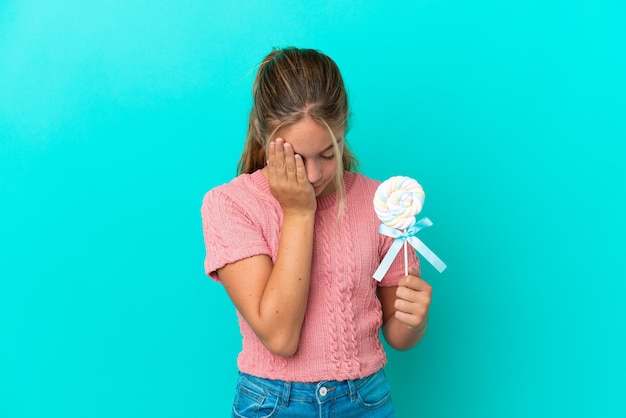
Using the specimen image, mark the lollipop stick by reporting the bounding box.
[404,231,408,276]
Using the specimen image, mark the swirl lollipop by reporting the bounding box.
[374,176,425,230]
[373,176,446,281]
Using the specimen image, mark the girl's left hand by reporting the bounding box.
[394,267,432,328]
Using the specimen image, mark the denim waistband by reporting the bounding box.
[237,368,385,406]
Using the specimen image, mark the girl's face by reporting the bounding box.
[274,116,344,198]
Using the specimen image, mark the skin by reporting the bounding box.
[217,116,432,356]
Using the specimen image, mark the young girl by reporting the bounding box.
[201,47,432,417]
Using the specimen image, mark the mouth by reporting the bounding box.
[313,181,334,197]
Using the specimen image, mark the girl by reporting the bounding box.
[201,47,432,417]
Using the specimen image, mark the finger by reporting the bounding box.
[408,266,421,278]
[400,274,431,293]
[283,142,297,178]
[394,310,423,329]
[398,276,427,290]
[274,138,286,181]
[294,154,308,184]
[394,297,429,318]
[396,284,431,303]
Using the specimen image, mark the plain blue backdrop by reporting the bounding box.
[1,1,625,417]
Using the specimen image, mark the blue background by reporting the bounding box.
[1,1,624,417]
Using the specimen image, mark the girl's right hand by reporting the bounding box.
[267,138,316,215]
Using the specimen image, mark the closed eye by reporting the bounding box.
[321,154,335,161]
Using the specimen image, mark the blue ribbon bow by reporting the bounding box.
[373,217,447,281]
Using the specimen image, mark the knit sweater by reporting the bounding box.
[201,170,419,382]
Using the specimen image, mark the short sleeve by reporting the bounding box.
[201,188,272,282]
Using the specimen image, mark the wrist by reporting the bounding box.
[282,208,316,219]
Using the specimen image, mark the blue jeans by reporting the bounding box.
[231,368,396,417]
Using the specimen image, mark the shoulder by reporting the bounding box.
[344,172,382,200]
[202,171,274,215]
[341,172,382,226]
[346,171,381,187]
[203,173,251,203]
[200,173,278,281]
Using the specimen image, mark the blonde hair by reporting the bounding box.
[237,47,360,214]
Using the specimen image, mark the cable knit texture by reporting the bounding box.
[201,170,419,382]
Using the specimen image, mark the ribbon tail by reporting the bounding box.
[373,237,405,281]
[407,236,447,273]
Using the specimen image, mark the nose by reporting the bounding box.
[305,160,322,184]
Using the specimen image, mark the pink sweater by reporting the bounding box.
[201,170,419,382]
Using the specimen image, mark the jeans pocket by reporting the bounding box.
[355,370,393,410]
[232,375,281,418]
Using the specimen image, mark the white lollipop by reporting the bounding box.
[374,176,425,230]
[372,176,446,280]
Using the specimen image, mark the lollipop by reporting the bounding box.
[374,176,425,230]
[373,176,446,281]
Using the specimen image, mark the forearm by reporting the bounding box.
[383,314,428,351]
[258,212,315,354]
